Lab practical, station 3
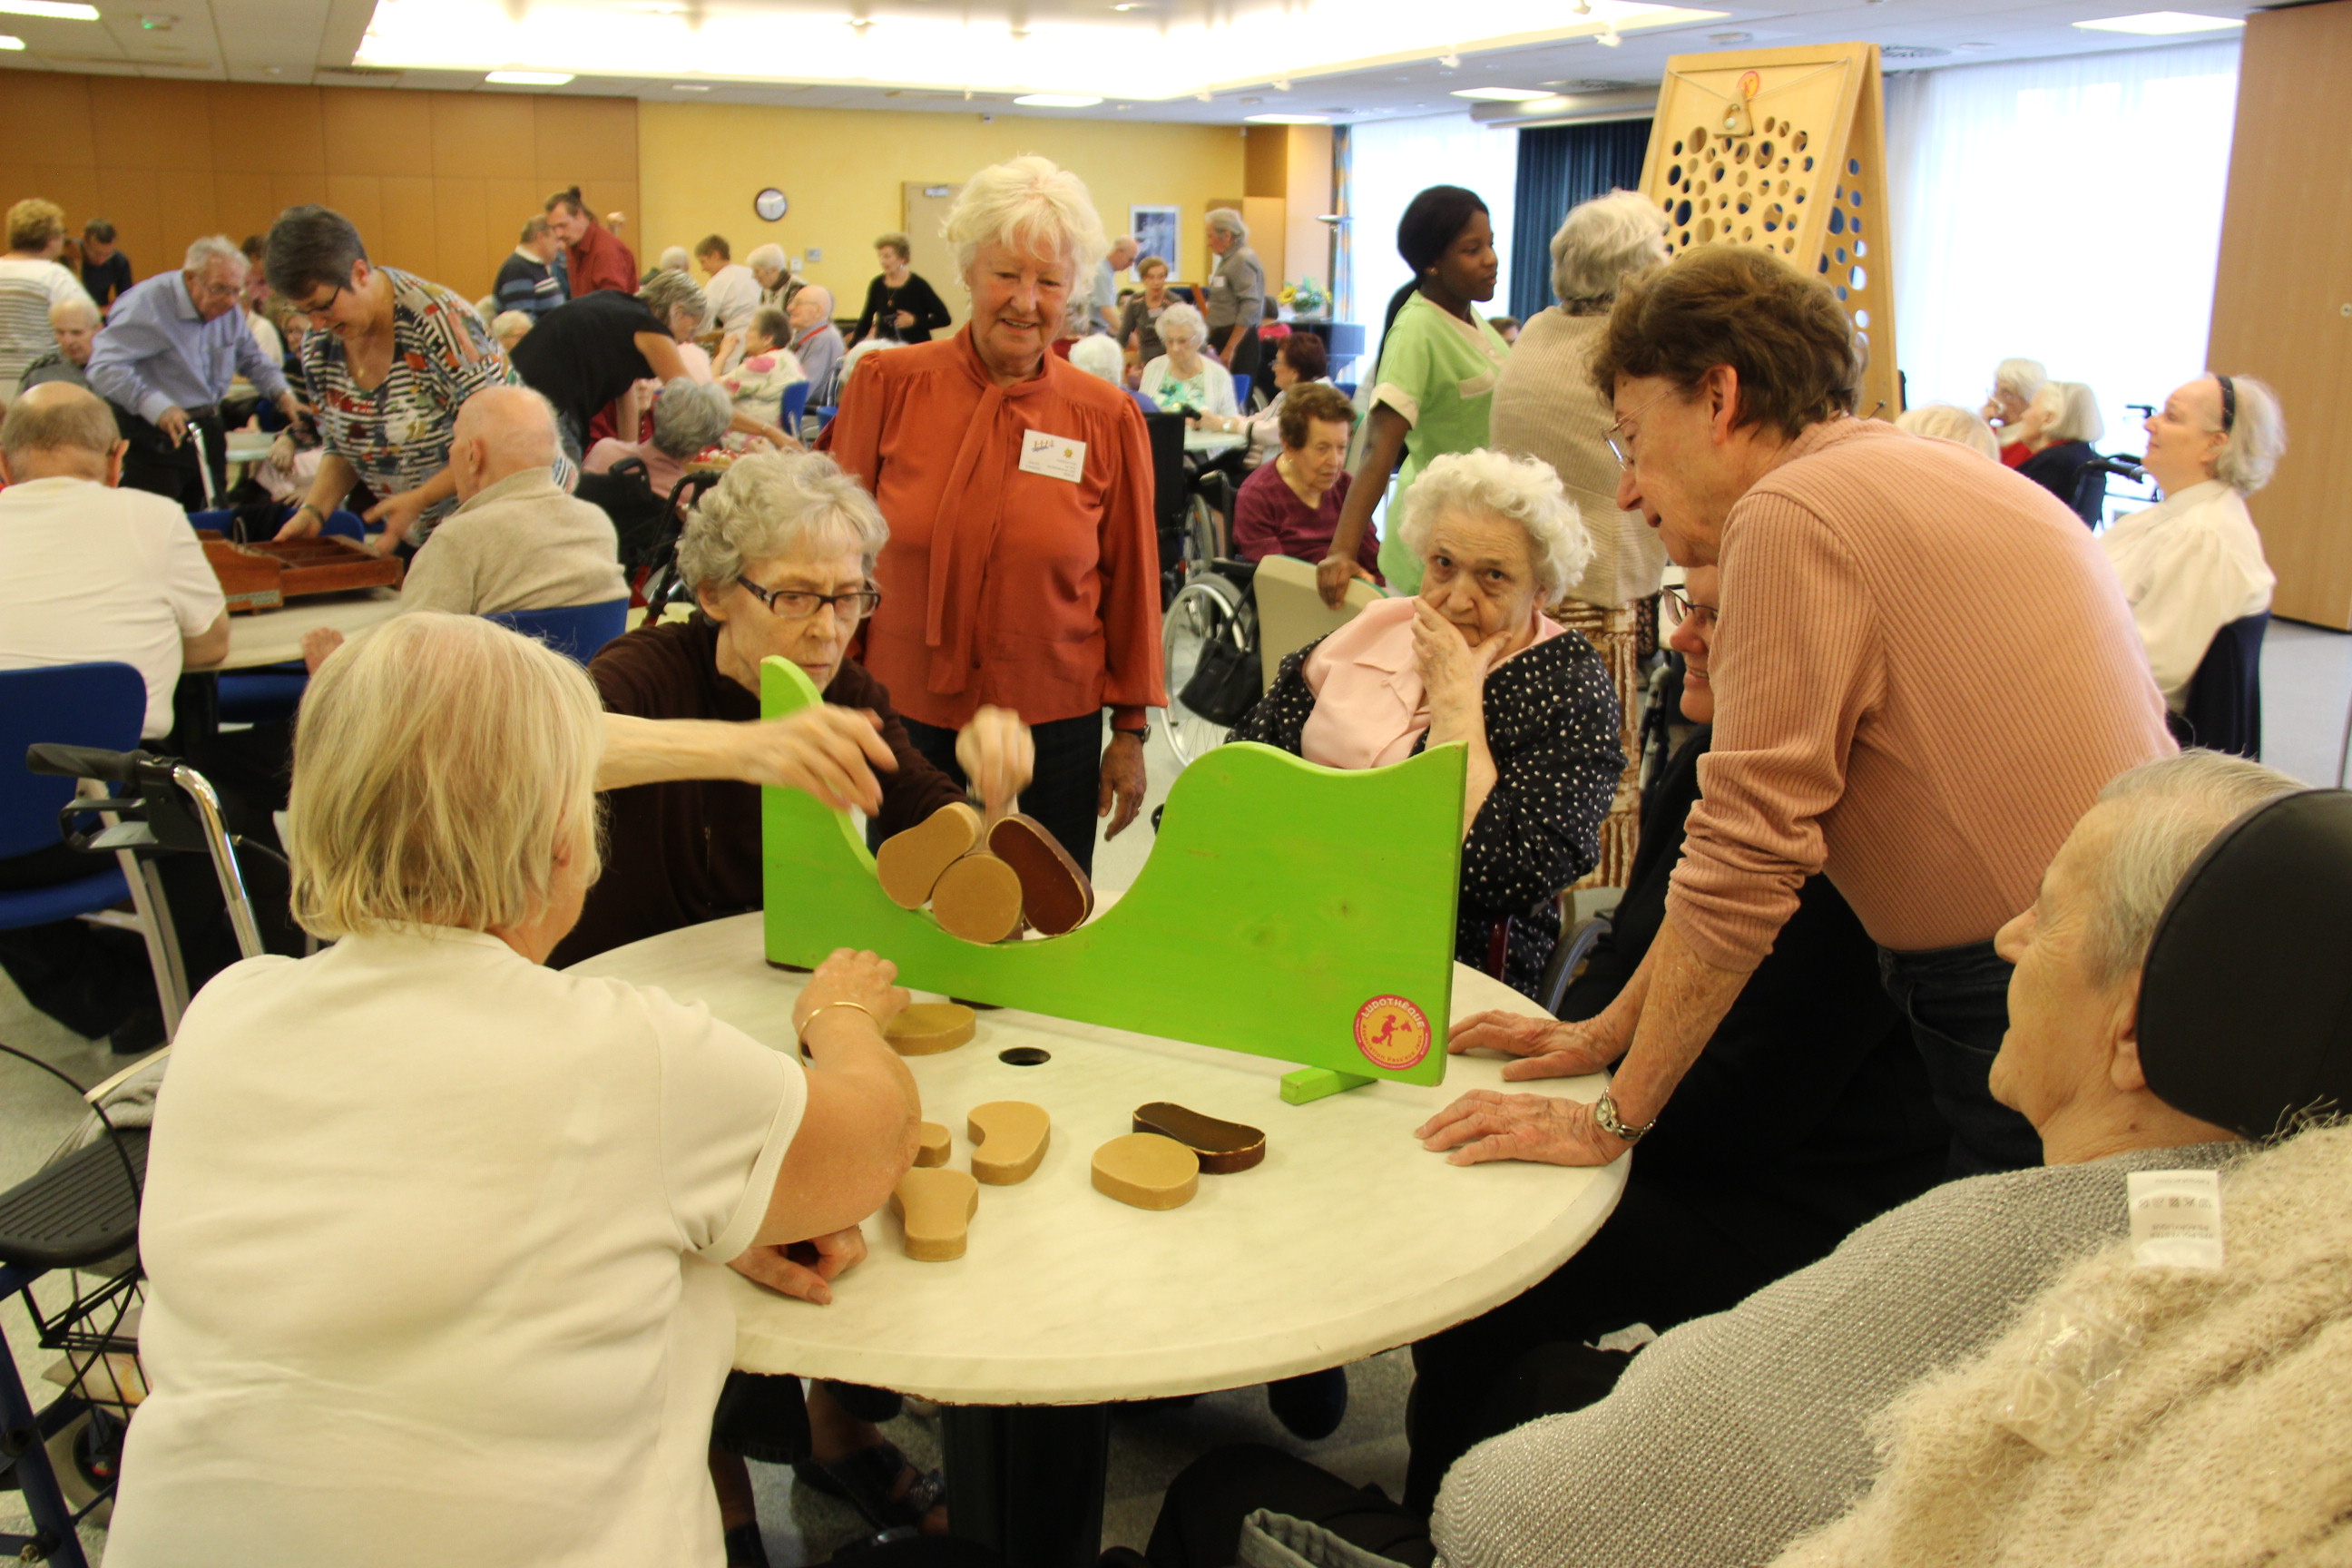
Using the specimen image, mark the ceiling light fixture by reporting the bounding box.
[1245,113,1327,122]
[0,32,23,46]
[0,0,99,18]
[1272,76,1291,91]
[485,68,573,83]
[1013,92,1102,106]
[671,81,710,88]
[1596,25,1622,46]
[2073,11,2243,33]
[1451,86,1551,100]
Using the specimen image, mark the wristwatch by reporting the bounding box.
[1112,721,1152,744]
[1592,1091,1655,1145]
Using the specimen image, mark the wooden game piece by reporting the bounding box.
[1132,1102,1266,1174]
[966,1101,1051,1185]
[987,815,1094,936]
[876,802,983,909]
[931,852,1024,945]
[885,1003,977,1056]
[914,1122,952,1167]
[1091,1133,1200,1210]
[889,1167,978,1260]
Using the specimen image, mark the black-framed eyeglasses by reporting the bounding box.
[1661,583,1718,631]
[289,281,344,326]
[1604,386,1680,469]
[735,575,882,622]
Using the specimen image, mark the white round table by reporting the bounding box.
[572,911,1625,1563]
[201,589,404,671]
[1182,428,1246,456]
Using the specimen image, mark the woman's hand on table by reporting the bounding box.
[1413,601,1504,721]
[730,1225,868,1306]
[1098,730,1148,839]
[738,707,898,812]
[1450,1009,1627,1081]
[794,947,910,1036]
[1416,1090,1630,1167]
[955,706,1034,820]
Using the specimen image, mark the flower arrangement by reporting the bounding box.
[1277,277,1328,317]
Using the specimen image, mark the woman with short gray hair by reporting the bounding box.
[110,609,926,1565]
[584,376,734,498]
[1201,205,1267,380]
[2102,373,2282,718]
[1137,299,1240,423]
[1231,446,1621,997]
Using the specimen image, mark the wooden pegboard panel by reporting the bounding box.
[1640,43,1901,420]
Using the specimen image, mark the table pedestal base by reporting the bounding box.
[943,1402,1110,1567]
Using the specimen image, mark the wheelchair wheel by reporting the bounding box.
[1183,494,1225,572]
[1162,575,1249,769]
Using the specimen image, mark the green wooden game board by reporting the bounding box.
[760,656,1465,1085]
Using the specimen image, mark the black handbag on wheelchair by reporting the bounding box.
[1177,632,1262,727]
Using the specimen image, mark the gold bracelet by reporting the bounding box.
[799,1000,878,1039]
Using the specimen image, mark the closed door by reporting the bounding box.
[903,181,965,337]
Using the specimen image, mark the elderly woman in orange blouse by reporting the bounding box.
[825,156,1165,876]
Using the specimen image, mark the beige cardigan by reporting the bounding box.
[1773,1122,2352,1568]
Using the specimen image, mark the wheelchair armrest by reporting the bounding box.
[26,743,148,783]
[1534,913,1614,1017]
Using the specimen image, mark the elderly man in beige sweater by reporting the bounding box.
[1435,245,2173,1181]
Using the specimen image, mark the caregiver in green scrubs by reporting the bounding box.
[1319,185,1512,606]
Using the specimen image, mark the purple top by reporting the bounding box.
[1231,458,1378,574]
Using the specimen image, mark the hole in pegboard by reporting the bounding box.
[1669,163,1683,185]
[1818,255,1830,274]
[1681,229,1692,247]
[1713,163,1726,183]
[1675,200,1692,226]
[1690,125,1709,152]
[1850,216,1863,235]
[1697,217,1717,241]
[1849,188,1863,206]
[1854,309,1869,328]
[1853,239,1867,257]
[1835,246,1846,263]
[999,1046,1051,1066]
[1848,157,1861,174]
[1849,264,1867,290]
[1837,285,1847,299]
[1671,138,1685,155]
[1734,143,1751,164]
[1828,208,1846,235]
[1793,128,1809,152]
[1781,236,1795,253]
[1736,169,1749,188]
[1794,190,1807,205]
[1803,155,1815,172]
[1758,140,1774,163]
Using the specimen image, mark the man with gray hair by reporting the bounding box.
[1094,232,1139,336]
[495,216,568,322]
[86,233,302,508]
[786,283,843,399]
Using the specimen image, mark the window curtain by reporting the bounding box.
[1886,40,2239,452]
[1344,113,1520,379]
[1508,118,1652,323]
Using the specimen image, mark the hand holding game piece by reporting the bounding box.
[966,1102,1051,1185]
[793,948,909,1037]
[1132,1102,1265,1174]
[729,1224,868,1305]
[1092,1132,1200,1210]
[955,705,1034,821]
[886,1003,977,1056]
[891,1168,980,1260]
[876,802,983,909]
[729,706,897,811]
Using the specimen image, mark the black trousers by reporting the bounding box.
[1218,326,1262,389]
[710,1370,903,1464]
[116,406,228,510]
[1146,1444,1433,1568]
[901,711,1107,878]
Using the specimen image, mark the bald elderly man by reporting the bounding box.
[787,283,844,398]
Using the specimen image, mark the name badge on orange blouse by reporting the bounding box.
[1019,429,1087,483]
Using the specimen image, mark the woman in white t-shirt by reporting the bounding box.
[0,199,97,402]
[107,611,925,1567]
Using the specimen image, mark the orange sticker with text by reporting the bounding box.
[1353,995,1432,1072]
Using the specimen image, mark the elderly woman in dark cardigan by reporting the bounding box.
[1228,447,1621,998]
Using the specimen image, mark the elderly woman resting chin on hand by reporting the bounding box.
[1227,447,1622,999]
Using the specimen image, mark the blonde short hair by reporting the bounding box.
[1895,403,2000,461]
[1549,190,1669,315]
[941,156,1109,285]
[1396,448,1592,603]
[288,613,604,939]
[2034,380,2103,445]
[6,199,65,253]
[1154,300,1207,350]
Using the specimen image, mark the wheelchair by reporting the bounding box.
[1162,554,1261,769]
[0,743,263,1563]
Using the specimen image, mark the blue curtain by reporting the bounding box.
[1509,119,1651,323]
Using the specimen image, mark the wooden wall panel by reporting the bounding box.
[321,89,437,179]
[211,172,281,247]
[433,95,536,181]
[211,83,327,173]
[534,96,637,184]
[94,80,216,172]
[2208,0,2352,630]
[12,74,98,162]
[321,173,384,243]
[376,175,440,279]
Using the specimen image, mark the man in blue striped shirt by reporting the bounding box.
[87,234,301,509]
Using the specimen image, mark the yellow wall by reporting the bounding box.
[637,102,1247,313]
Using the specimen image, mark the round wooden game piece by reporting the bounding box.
[1091,1133,1200,1211]
[890,1167,979,1261]
[876,801,982,909]
[914,1122,952,1168]
[931,851,1024,944]
[886,1003,978,1056]
[1132,1102,1266,1174]
[966,1101,1051,1185]
[987,814,1094,936]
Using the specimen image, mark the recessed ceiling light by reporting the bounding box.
[1246,113,1328,123]
[485,69,573,83]
[671,82,710,89]
[1013,93,1102,106]
[0,32,23,46]
[1110,2,1144,8]
[2073,11,2244,33]
[1451,86,1550,101]
[1709,29,1751,43]
[0,0,99,18]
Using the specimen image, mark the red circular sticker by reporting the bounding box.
[1353,995,1432,1071]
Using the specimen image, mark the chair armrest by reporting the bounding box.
[1535,913,1613,1017]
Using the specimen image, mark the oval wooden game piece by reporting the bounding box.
[931,852,1025,944]
[876,801,982,909]
[987,814,1094,936]
[966,1101,1051,1185]
[886,1003,977,1056]
[890,1167,978,1261]
[1132,1102,1266,1174]
[914,1122,952,1167]
[1091,1133,1200,1210]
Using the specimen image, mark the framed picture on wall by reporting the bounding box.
[1131,206,1180,275]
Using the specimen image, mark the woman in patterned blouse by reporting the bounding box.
[264,204,534,551]
[1229,448,1621,998]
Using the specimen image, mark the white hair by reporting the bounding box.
[490,309,533,348]
[659,244,691,272]
[2082,752,2302,989]
[1548,189,1669,314]
[183,234,245,274]
[838,336,899,388]
[2211,373,2286,495]
[1994,357,2047,403]
[747,243,788,275]
[1396,448,1591,603]
[1895,403,2000,461]
[942,155,1110,284]
[1205,207,1250,242]
[1069,334,1125,386]
[1154,300,1207,351]
[47,294,98,328]
[651,377,733,458]
[288,612,604,939]
[638,269,710,330]
[2034,380,2103,445]
[677,449,890,594]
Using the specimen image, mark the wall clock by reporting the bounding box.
[754,188,789,222]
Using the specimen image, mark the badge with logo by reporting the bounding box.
[1353,995,1432,1071]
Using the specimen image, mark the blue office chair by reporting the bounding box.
[486,600,631,666]
[784,379,812,434]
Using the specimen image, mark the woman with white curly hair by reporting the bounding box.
[1230,447,1622,998]
[585,376,734,497]
[1136,299,1240,423]
[2103,372,2282,720]
[827,155,1164,877]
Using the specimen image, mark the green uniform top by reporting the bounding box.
[1367,290,1514,593]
